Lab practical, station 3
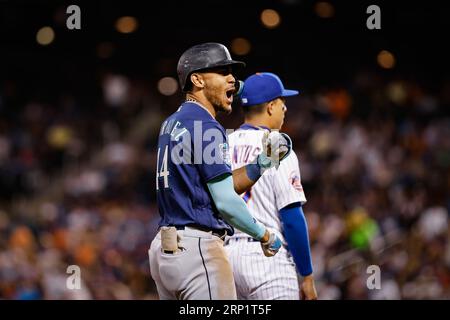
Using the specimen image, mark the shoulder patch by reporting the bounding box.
[289,170,303,192]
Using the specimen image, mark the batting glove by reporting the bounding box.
[260,231,282,257]
[258,131,292,170]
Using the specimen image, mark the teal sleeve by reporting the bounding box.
[207,174,266,240]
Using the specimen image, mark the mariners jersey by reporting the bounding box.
[156,101,234,234]
[227,124,307,241]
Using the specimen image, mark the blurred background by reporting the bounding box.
[0,0,449,299]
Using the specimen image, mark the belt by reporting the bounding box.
[224,237,259,246]
[174,224,228,240]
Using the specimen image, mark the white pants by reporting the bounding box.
[225,237,299,300]
[149,227,237,300]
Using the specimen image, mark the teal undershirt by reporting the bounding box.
[207,174,265,240]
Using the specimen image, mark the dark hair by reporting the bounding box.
[242,102,267,116]
[184,77,193,92]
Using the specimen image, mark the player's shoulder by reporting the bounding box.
[278,150,300,172]
[174,107,223,130]
[287,149,300,161]
[228,127,266,138]
[174,102,215,121]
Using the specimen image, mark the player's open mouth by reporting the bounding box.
[225,88,234,103]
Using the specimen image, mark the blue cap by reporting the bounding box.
[240,72,299,106]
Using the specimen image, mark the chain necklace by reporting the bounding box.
[184,98,215,119]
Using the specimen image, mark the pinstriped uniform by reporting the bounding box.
[225,128,307,300]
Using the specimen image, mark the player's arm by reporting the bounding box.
[279,202,317,300]
[232,131,292,194]
[207,173,281,257]
[231,166,258,195]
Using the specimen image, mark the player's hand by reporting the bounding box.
[260,230,282,257]
[258,131,292,170]
[300,275,318,300]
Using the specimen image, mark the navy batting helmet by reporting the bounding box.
[177,42,246,92]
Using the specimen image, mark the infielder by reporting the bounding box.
[148,44,292,300]
[225,72,318,300]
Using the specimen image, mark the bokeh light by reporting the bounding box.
[377,50,396,69]
[36,26,55,46]
[261,9,281,29]
[157,77,178,96]
[115,16,138,34]
[315,2,335,18]
[231,38,251,56]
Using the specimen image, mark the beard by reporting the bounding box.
[204,85,231,115]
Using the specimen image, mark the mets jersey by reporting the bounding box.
[227,124,307,241]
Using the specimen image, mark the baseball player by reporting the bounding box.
[148,44,292,300]
[225,72,318,300]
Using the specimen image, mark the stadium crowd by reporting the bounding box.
[0,68,449,299]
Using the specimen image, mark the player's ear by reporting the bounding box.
[267,101,275,116]
[190,73,205,89]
